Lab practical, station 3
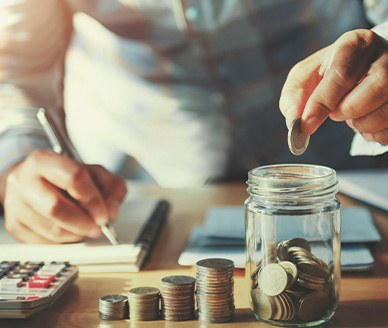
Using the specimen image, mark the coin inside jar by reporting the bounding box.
[287,238,311,252]
[279,261,298,287]
[288,117,310,155]
[298,291,330,321]
[251,289,274,320]
[258,263,288,296]
[250,238,335,324]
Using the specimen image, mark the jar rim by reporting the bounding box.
[247,164,338,198]
[248,164,335,181]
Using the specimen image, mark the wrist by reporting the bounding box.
[0,162,21,205]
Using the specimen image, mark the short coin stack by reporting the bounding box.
[251,238,333,323]
[196,258,235,323]
[160,275,196,321]
[128,287,160,321]
[99,294,129,320]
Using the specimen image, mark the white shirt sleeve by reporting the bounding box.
[0,0,70,174]
[351,133,388,156]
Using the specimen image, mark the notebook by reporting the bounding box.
[0,198,170,273]
[337,169,388,212]
[178,206,380,271]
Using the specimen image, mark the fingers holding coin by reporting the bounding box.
[280,28,388,146]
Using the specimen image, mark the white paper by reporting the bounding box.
[337,169,388,212]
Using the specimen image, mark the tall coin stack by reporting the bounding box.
[196,258,235,323]
[160,275,196,321]
[128,287,160,321]
[99,294,129,320]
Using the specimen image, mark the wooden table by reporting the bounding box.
[2,182,388,328]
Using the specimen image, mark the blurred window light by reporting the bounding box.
[1,0,25,6]
[0,12,23,29]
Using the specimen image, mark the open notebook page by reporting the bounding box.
[0,199,159,266]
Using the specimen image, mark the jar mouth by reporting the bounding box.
[247,164,338,199]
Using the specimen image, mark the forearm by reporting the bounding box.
[350,19,388,156]
[0,0,72,176]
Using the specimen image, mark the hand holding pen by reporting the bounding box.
[0,109,127,244]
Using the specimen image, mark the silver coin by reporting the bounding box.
[128,286,160,297]
[161,275,195,285]
[196,258,234,270]
[99,294,128,303]
[288,117,310,155]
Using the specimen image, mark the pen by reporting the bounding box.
[36,108,119,246]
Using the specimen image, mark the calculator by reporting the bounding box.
[0,261,78,319]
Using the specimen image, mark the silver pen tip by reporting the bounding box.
[100,224,119,246]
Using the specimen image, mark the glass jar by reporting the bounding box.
[245,164,341,327]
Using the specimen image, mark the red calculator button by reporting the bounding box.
[32,274,56,283]
[27,279,51,288]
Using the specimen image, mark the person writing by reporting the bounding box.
[0,0,387,244]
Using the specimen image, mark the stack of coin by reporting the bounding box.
[196,258,235,323]
[128,287,160,321]
[99,294,129,320]
[160,275,196,321]
[250,238,333,323]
